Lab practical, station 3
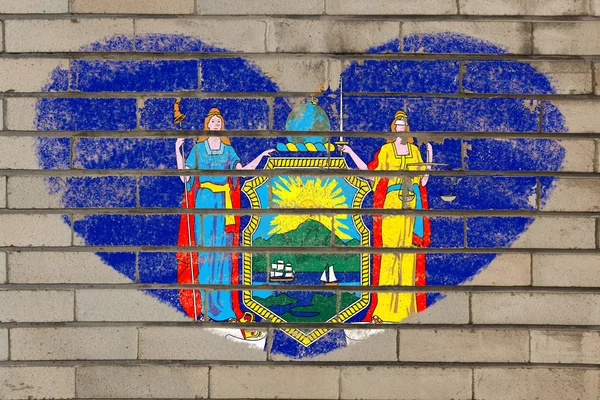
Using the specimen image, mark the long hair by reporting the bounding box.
[197,107,231,146]
[387,110,414,144]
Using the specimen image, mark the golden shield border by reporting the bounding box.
[241,157,371,346]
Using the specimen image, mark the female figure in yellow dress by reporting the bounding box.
[339,110,432,323]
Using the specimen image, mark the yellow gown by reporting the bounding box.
[371,142,426,322]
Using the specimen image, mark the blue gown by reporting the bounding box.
[185,140,241,321]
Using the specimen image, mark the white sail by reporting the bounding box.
[328,264,337,283]
[320,270,328,282]
[273,271,284,277]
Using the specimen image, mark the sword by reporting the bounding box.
[174,98,199,321]
[334,77,348,156]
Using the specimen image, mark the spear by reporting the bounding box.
[174,98,198,321]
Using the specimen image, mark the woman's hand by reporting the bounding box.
[260,149,277,158]
[426,143,433,165]
[337,145,353,154]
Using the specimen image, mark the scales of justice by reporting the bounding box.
[240,81,456,347]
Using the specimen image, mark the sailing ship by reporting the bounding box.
[270,260,295,282]
[320,263,338,286]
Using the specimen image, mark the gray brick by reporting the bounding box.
[403,293,470,324]
[341,366,472,400]
[0,0,68,13]
[7,176,62,208]
[6,99,41,131]
[244,58,328,92]
[561,140,596,172]
[466,253,531,286]
[0,290,74,322]
[211,366,339,399]
[8,252,131,284]
[403,21,531,54]
[0,215,71,246]
[73,0,194,13]
[545,100,600,133]
[77,365,208,399]
[267,19,399,53]
[534,22,600,55]
[199,0,325,14]
[472,293,600,325]
[76,289,189,321]
[531,330,600,364]
[0,367,75,399]
[0,329,7,360]
[5,19,134,52]
[136,18,267,53]
[0,137,41,168]
[399,329,529,362]
[460,0,588,15]
[327,0,456,15]
[541,179,600,211]
[0,59,69,92]
[474,368,600,400]
[509,217,595,249]
[139,327,266,360]
[10,327,138,360]
[270,328,398,361]
[533,254,600,287]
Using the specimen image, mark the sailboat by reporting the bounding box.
[320,263,338,286]
[270,260,295,282]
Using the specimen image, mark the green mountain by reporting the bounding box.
[252,219,362,273]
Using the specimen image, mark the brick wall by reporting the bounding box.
[1,1,600,399]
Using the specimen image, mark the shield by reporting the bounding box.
[241,156,371,346]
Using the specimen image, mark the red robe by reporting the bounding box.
[175,176,242,320]
[363,149,431,322]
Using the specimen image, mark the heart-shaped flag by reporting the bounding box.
[34,33,565,358]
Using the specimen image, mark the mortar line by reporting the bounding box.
[468,292,473,324]
[136,326,140,360]
[68,0,72,13]
[596,218,599,249]
[538,96,544,133]
[5,321,600,331]
[135,251,140,283]
[528,329,532,363]
[263,19,269,53]
[6,327,10,361]
[135,176,140,208]
[3,129,600,140]
[1,246,599,255]
[73,288,77,322]
[458,60,464,93]
[11,90,600,100]
[5,51,600,61]
[132,19,137,51]
[3,359,600,369]
[398,21,403,52]
[323,0,328,15]
[529,253,534,286]
[471,368,475,400]
[193,0,199,15]
[590,60,596,95]
[4,251,8,283]
[594,140,599,173]
[1,21,5,54]
[536,177,541,210]
[69,137,75,169]
[337,366,342,400]
[207,365,211,399]
[396,328,401,362]
[5,282,600,293]
[3,176,7,209]
[3,14,600,20]
[6,169,600,179]
[2,98,7,131]
[73,366,78,399]
[529,22,535,55]
[265,328,274,361]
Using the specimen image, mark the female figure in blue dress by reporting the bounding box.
[175,107,274,321]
